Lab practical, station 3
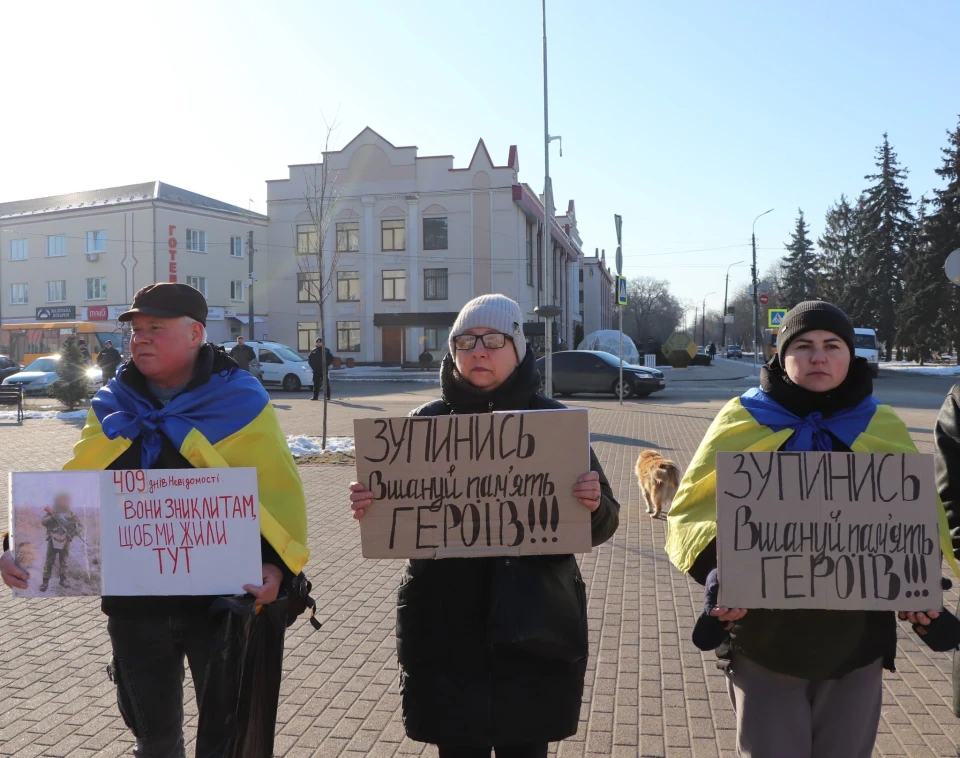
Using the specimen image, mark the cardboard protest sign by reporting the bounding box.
[9,468,262,597]
[716,452,941,611]
[354,409,592,559]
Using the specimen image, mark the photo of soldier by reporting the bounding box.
[39,493,83,592]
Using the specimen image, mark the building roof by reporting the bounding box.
[0,181,268,221]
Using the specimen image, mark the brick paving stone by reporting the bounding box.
[3,380,960,756]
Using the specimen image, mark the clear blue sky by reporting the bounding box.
[2,0,958,315]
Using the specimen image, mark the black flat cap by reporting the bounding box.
[118,283,208,326]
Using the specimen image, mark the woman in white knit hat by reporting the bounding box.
[348,294,620,758]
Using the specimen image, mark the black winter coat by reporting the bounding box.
[396,351,620,747]
[308,347,333,373]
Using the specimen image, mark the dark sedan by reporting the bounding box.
[0,355,22,382]
[537,350,666,399]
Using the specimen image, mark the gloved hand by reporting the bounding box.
[691,569,733,651]
[902,607,960,653]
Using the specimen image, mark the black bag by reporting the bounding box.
[487,555,588,665]
[199,595,288,758]
[287,571,322,630]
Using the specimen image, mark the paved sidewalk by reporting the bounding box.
[1,386,959,757]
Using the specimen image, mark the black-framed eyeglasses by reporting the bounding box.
[453,333,513,351]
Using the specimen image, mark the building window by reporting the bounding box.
[336,222,360,252]
[526,224,534,286]
[298,322,319,352]
[186,276,207,297]
[381,219,405,251]
[337,321,361,352]
[337,270,360,301]
[297,224,319,255]
[86,230,106,253]
[186,229,207,253]
[9,283,27,305]
[86,277,107,301]
[9,239,27,261]
[423,268,448,300]
[297,272,320,303]
[424,327,449,352]
[47,235,66,258]
[231,280,244,301]
[382,269,406,301]
[423,218,448,250]
[230,236,243,258]
[46,281,67,303]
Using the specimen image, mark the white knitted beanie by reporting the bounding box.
[449,294,526,364]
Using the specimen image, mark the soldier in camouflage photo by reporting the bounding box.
[39,493,83,592]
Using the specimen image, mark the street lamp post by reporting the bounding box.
[721,260,745,349]
[534,0,562,397]
[751,209,774,369]
[701,292,715,348]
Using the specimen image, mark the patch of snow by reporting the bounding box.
[286,435,355,457]
[879,362,960,376]
[0,409,89,421]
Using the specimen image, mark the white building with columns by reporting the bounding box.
[265,128,582,363]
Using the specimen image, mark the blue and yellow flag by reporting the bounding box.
[665,391,959,578]
[64,364,310,575]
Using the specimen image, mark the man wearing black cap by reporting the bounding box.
[1,282,311,756]
[96,339,122,385]
[308,336,333,401]
[76,339,92,364]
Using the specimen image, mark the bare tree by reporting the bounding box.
[296,117,344,449]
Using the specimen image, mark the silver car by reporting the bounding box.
[1,355,101,395]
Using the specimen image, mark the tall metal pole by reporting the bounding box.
[701,291,715,348]
[751,209,774,369]
[535,0,562,396]
[721,260,744,349]
[247,230,255,341]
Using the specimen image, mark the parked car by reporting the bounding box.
[854,328,879,377]
[0,355,22,381]
[726,344,742,359]
[1,355,100,395]
[536,350,666,400]
[220,340,312,391]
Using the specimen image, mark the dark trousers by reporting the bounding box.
[437,745,549,758]
[312,371,330,400]
[107,615,222,758]
[42,542,68,581]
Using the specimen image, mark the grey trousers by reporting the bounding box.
[725,653,883,758]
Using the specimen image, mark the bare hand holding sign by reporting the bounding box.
[716,451,942,611]
[353,409,592,559]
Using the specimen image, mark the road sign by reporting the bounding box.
[616,275,628,306]
[768,308,788,328]
[946,249,960,284]
[759,293,769,306]
[759,280,770,295]
[723,315,734,324]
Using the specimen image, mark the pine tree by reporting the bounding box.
[780,208,819,306]
[859,133,914,359]
[52,336,89,409]
[927,117,960,348]
[897,199,944,364]
[817,195,860,311]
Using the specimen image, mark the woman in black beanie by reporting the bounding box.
[666,300,957,758]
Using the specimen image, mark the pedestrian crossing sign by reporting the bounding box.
[616,276,628,306]
[768,308,788,328]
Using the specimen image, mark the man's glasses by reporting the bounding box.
[453,333,513,351]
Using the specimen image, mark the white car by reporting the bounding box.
[220,340,314,392]
[854,328,880,377]
[2,355,101,395]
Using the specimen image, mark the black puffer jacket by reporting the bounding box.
[690,357,898,680]
[397,350,620,747]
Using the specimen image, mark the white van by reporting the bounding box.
[854,328,879,377]
[220,340,314,391]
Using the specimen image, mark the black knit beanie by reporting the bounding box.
[776,301,855,359]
